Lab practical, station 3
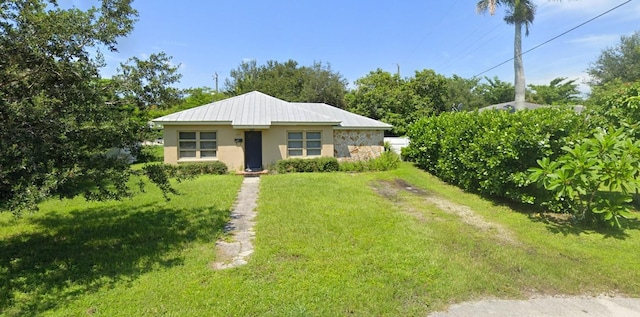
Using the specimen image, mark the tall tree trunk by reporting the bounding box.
[514,21,526,110]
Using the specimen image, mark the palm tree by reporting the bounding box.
[477,0,536,110]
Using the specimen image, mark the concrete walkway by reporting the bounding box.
[429,296,640,317]
[212,176,259,270]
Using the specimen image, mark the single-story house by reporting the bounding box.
[152,91,392,171]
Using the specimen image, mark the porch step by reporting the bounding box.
[237,170,269,177]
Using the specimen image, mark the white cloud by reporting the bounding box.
[568,34,621,47]
[242,58,256,63]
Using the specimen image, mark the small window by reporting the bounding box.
[178,131,217,159]
[287,131,322,157]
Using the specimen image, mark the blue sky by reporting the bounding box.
[66,0,640,94]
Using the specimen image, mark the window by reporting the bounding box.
[179,131,217,159]
[287,131,322,157]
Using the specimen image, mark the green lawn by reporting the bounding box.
[1,163,639,316]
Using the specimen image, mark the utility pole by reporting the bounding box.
[396,63,400,77]
[213,72,219,93]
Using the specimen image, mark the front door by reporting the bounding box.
[244,131,262,171]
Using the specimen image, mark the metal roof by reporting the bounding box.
[294,103,392,129]
[153,91,392,130]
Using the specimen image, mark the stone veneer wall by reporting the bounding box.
[333,129,385,161]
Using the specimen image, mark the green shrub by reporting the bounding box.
[177,161,228,176]
[404,108,589,203]
[339,151,401,172]
[529,128,640,228]
[339,161,367,172]
[275,157,340,173]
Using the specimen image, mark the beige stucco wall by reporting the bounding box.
[162,124,334,171]
[163,125,245,170]
[333,129,385,161]
[262,125,334,168]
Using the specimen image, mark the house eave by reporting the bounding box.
[334,126,393,130]
[270,121,340,126]
[151,121,233,126]
[232,125,271,129]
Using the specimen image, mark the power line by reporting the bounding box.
[473,0,633,77]
[437,1,554,72]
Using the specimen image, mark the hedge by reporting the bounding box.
[403,107,589,203]
[275,157,340,173]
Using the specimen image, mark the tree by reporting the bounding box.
[444,75,485,111]
[587,31,640,86]
[527,77,581,105]
[477,0,536,110]
[112,52,183,110]
[0,0,177,212]
[345,69,449,135]
[224,59,348,108]
[587,80,640,135]
[476,76,516,105]
[148,87,228,119]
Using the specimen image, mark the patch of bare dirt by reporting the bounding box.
[372,179,520,245]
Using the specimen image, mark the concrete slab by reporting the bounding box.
[429,296,640,317]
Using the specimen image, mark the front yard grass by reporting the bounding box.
[1,163,639,316]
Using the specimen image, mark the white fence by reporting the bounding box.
[384,137,409,155]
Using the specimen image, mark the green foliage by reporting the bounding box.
[404,108,588,202]
[275,157,340,173]
[587,31,640,86]
[175,161,229,176]
[529,128,640,228]
[587,80,640,137]
[0,0,144,212]
[345,69,449,135]
[112,52,183,110]
[527,77,582,105]
[339,151,401,172]
[476,76,515,105]
[0,0,190,213]
[224,59,348,108]
[444,75,486,111]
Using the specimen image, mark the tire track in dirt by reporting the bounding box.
[371,179,520,245]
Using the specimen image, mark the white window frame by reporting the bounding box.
[178,131,217,160]
[287,131,322,157]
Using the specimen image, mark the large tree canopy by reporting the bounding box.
[0,0,179,212]
[587,31,640,87]
[344,69,448,135]
[224,59,348,108]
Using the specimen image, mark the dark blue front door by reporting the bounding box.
[244,131,262,171]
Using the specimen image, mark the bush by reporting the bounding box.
[404,108,589,203]
[275,157,340,173]
[529,128,640,228]
[339,151,401,172]
[177,161,228,176]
